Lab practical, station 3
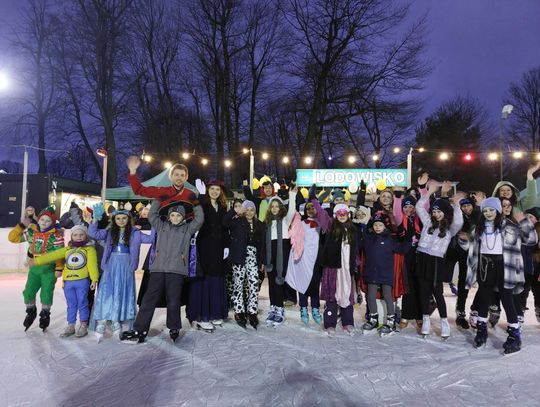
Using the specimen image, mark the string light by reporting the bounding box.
[304,156,313,165]
[393,147,401,154]
[418,147,425,153]
[201,158,208,166]
[347,155,356,164]
[488,152,498,161]
[262,152,269,160]
[512,151,524,159]
[464,153,473,162]
[164,161,172,169]
[224,159,232,168]
[143,154,152,162]
[372,154,379,161]
[242,148,250,154]
[439,152,449,161]
[282,156,290,164]
[181,152,190,160]
[536,153,540,161]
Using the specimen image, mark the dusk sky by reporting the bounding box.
[0,0,539,161]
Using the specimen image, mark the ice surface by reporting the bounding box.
[1,273,540,407]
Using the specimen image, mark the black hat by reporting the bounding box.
[402,196,417,208]
[430,198,453,217]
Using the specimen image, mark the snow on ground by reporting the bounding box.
[1,272,540,407]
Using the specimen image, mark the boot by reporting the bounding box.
[517,315,524,331]
[60,324,76,338]
[248,313,259,330]
[441,317,450,339]
[488,305,500,328]
[95,321,106,343]
[300,307,309,325]
[312,308,322,325]
[379,314,397,337]
[234,313,247,328]
[272,307,285,326]
[503,326,522,354]
[39,309,51,332]
[195,321,215,333]
[469,310,478,329]
[474,321,488,348]
[456,311,470,329]
[399,319,409,329]
[169,329,179,342]
[75,322,88,338]
[112,321,122,338]
[265,305,277,325]
[343,325,355,336]
[449,282,458,296]
[120,330,147,344]
[362,313,378,334]
[421,315,430,336]
[23,305,37,331]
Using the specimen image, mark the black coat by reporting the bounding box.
[320,228,359,274]
[359,230,410,286]
[196,195,228,277]
[223,209,266,267]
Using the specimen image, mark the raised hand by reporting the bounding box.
[452,191,467,206]
[127,156,142,174]
[417,172,429,186]
[527,162,540,180]
[92,203,105,222]
[441,181,453,196]
[473,191,486,205]
[427,180,440,196]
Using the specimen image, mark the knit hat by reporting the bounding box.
[370,211,392,229]
[242,200,256,211]
[402,196,417,208]
[333,203,349,216]
[459,197,474,207]
[354,206,371,225]
[526,207,540,221]
[480,197,502,213]
[38,206,57,223]
[70,224,88,237]
[168,205,186,217]
[430,198,453,217]
[332,189,345,202]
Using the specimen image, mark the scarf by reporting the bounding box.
[335,240,352,308]
[266,216,284,285]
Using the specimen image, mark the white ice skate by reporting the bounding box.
[421,315,430,338]
[211,319,223,327]
[195,321,215,333]
[440,318,450,341]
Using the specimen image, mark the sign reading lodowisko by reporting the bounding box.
[296,168,408,187]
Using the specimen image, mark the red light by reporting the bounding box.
[464,153,472,161]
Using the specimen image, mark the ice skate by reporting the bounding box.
[517,315,524,331]
[449,282,458,296]
[488,305,500,329]
[379,315,397,337]
[399,318,409,329]
[60,324,76,338]
[248,313,259,330]
[421,315,430,338]
[95,322,106,343]
[234,313,247,329]
[272,307,285,327]
[469,310,478,329]
[455,311,470,329]
[265,305,277,326]
[474,321,487,348]
[112,322,122,339]
[312,308,322,325]
[169,329,179,342]
[362,313,378,334]
[211,319,223,327]
[440,318,450,340]
[325,327,336,337]
[300,307,309,325]
[503,326,521,355]
[75,322,88,338]
[23,306,37,331]
[38,309,50,332]
[343,325,355,336]
[120,330,147,344]
[195,321,215,333]
[535,306,540,324]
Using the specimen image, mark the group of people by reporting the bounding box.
[10,157,540,355]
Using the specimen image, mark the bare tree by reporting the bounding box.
[505,66,540,151]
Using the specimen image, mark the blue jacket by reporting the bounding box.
[359,230,410,286]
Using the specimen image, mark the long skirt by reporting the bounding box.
[186,275,228,322]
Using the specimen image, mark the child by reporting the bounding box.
[415,183,464,339]
[88,204,154,342]
[320,204,358,336]
[464,197,537,354]
[31,225,99,337]
[263,187,297,326]
[121,199,204,343]
[360,211,410,336]
[223,200,266,329]
[8,206,64,332]
[521,207,540,323]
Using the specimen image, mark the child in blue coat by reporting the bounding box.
[360,211,410,336]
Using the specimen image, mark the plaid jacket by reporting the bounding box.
[464,218,538,294]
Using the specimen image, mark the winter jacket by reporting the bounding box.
[415,195,464,258]
[196,195,228,277]
[88,223,155,273]
[464,218,538,293]
[320,228,359,273]
[148,199,204,275]
[359,230,410,286]
[128,173,199,209]
[242,184,276,221]
[223,209,266,268]
[35,243,99,283]
[492,180,537,212]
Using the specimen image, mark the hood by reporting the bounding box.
[492,181,518,197]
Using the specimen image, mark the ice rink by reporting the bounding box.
[1,272,540,407]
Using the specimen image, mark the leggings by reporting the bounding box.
[419,278,447,318]
[367,284,395,316]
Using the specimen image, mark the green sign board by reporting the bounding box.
[295,168,409,187]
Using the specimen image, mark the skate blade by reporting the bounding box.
[503,349,521,356]
[441,336,450,341]
[380,331,396,338]
[362,329,377,335]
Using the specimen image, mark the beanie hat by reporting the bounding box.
[333,203,349,216]
[38,206,57,223]
[332,189,345,202]
[242,200,256,211]
[402,196,417,208]
[70,224,88,237]
[430,199,453,217]
[168,205,186,217]
[459,197,474,207]
[480,197,502,213]
[369,211,392,229]
[354,206,371,225]
[525,207,540,221]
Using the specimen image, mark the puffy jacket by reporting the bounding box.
[35,243,99,282]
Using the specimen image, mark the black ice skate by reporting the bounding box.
[503,326,521,355]
[456,311,470,329]
[38,309,50,332]
[120,330,147,344]
[235,313,247,329]
[169,329,179,342]
[474,321,487,348]
[248,313,259,330]
[488,305,500,328]
[23,306,37,331]
[362,313,378,334]
[379,315,397,337]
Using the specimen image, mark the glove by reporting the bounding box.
[223,248,229,259]
[308,184,317,201]
[92,203,105,222]
[360,180,367,191]
[195,179,206,195]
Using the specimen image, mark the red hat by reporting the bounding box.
[206,179,225,189]
[38,206,57,223]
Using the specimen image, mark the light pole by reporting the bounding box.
[96,148,108,202]
[249,148,254,193]
[500,104,514,181]
[407,148,413,188]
